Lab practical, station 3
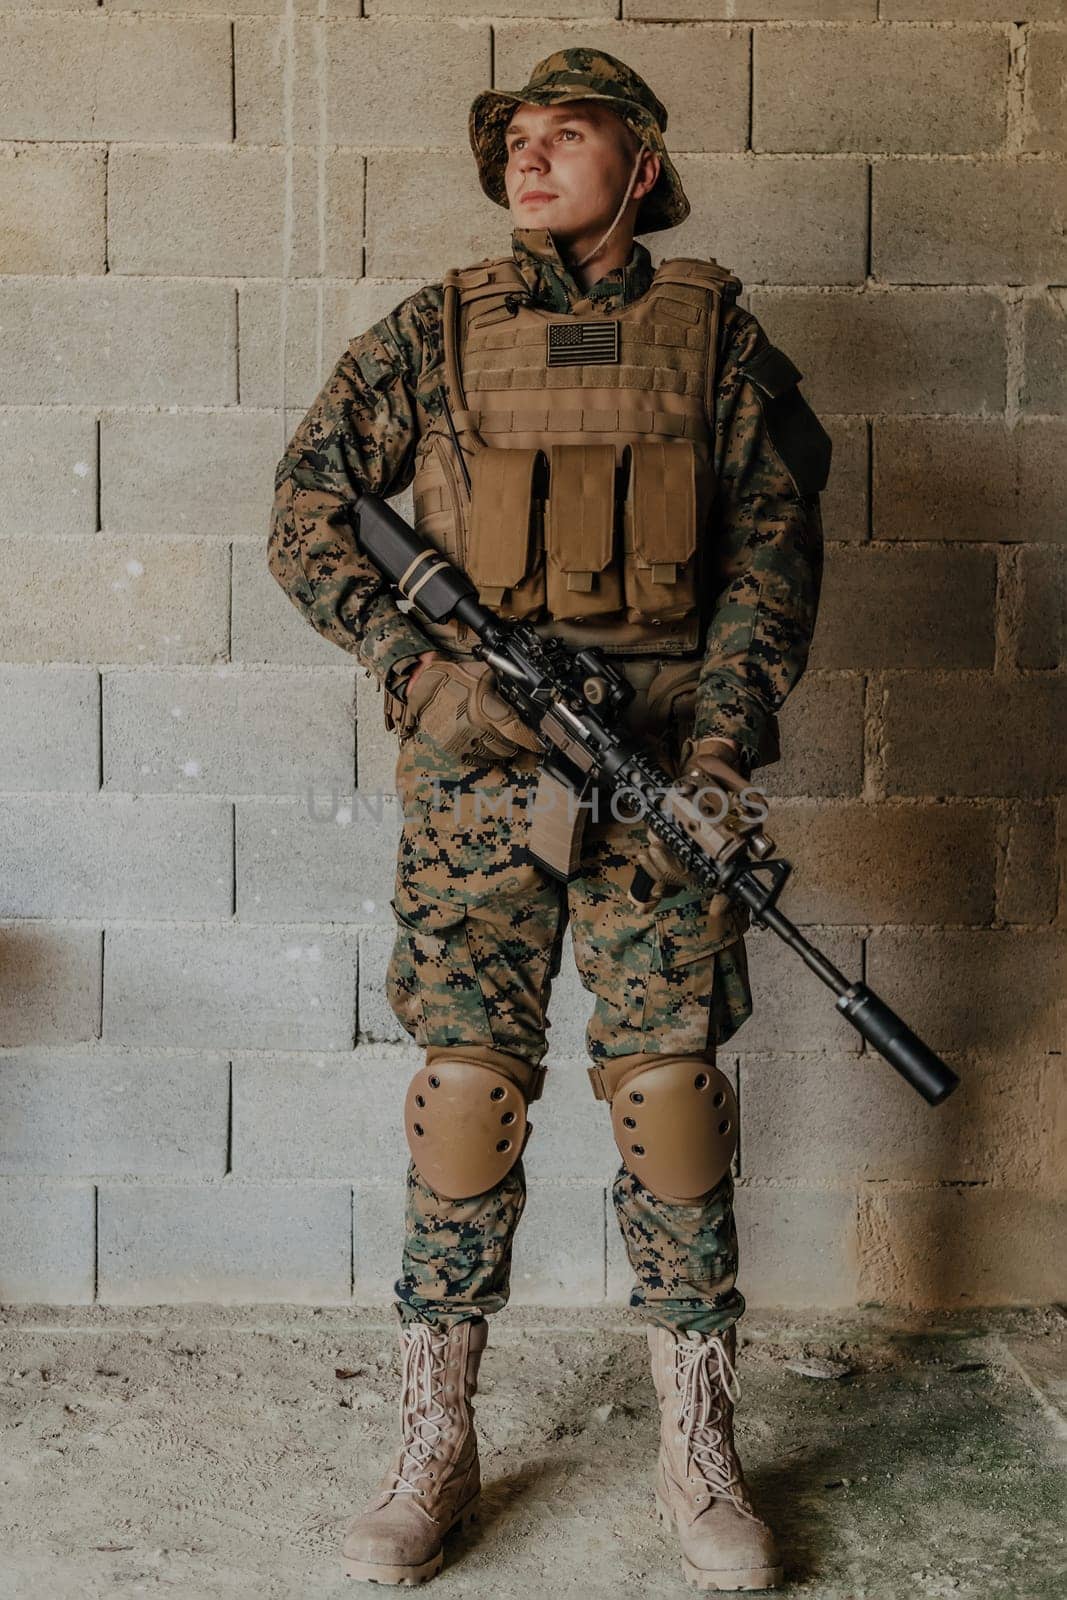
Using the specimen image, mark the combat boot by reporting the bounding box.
[342,1316,488,1585]
[648,1323,782,1592]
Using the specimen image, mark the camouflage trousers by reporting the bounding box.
[384,697,754,1338]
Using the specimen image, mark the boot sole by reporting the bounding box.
[343,1500,479,1586]
[655,1490,783,1593]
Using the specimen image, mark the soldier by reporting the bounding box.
[269,48,830,1592]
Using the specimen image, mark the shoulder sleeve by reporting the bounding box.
[266,292,437,685]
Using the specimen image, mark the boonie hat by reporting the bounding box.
[469,47,691,235]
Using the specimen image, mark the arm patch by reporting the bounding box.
[352,321,404,392]
[738,343,833,496]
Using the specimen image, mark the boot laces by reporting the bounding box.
[389,1325,452,1499]
[675,1333,758,1521]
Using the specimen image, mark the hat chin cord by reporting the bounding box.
[568,142,649,271]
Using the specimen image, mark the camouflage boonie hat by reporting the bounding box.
[469,47,690,235]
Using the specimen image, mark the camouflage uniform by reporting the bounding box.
[269,226,825,1338]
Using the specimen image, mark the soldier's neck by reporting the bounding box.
[563,227,638,291]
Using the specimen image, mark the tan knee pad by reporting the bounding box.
[404,1044,546,1200]
[587,1051,737,1203]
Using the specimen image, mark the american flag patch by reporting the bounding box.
[546,321,620,367]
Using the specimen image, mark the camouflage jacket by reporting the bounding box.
[268,226,826,774]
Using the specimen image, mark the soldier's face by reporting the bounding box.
[503,101,641,244]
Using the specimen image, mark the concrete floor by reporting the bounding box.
[0,1304,1063,1600]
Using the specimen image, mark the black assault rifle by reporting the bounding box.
[351,490,960,1108]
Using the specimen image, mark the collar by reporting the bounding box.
[510,226,654,314]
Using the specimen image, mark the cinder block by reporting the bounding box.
[1019,420,1067,539]
[495,22,751,153]
[672,155,867,285]
[102,412,280,540]
[510,1182,607,1305]
[235,18,489,148]
[1023,26,1067,154]
[735,1185,860,1308]
[766,801,996,925]
[866,929,1066,1053]
[874,418,1014,541]
[817,415,867,543]
[883,675,1067,797]
[858,1186,1067,1306]
[874,157,1067,284]
[738,928,864,1054]
[998,802,1059,926]
[2,0,100,9]
[363,0,589,12]
[353,1182,404,1305]
[233,541,341,667]
[753,25,1005,153]
[238,280,427,410]
[236,793,402,922]
[739,1050,1038,1185]
[0,537,229,664]
[633,0,874,17]
[521,1058,620,1183]
[1,797,231,919]
[109,147,364,279]
[366,151,512,279]
[747,289,1005,416]
[545,926,598,1061]
[232,1048,412,1180]
[0,1180,94,1304]
[873,417,1066,543]
[97,1182,353,1304]
[1022,290,1067,414]
[885,0,1063,15]
[109,0,352,12]
[0,144,104,273]
[0,16,232,142]
[0,666,98,790]
[358,924,406,1045]
[0,410,97,537]
[0,923,101,1047]
[321,282,429,371]
[0,280,235,406]
[0,1053,228,1177]
[102,667,357,796]
[103,926,359,1052]
[237,282,321,412]
[808,546,996,670]
[1017,547,1066,668]
[759,673,865,798]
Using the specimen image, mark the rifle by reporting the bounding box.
[350,490,960,1109]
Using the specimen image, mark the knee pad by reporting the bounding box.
[404,1044,546,1200]
[587,1051,737,1204]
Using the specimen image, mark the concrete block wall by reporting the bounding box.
[0,2,1063,1311]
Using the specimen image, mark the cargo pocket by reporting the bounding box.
[465,446,548,619]
[545,443,624,620]
[641,891,751,1051]
[620,440,701,624]
[385,893,491,1048]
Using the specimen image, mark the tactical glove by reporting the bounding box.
[397,654,543,764]
[629,736,750,910]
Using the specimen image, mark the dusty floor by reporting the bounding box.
[0,1304,1063,1600]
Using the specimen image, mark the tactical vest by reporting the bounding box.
[409,251,742,660]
